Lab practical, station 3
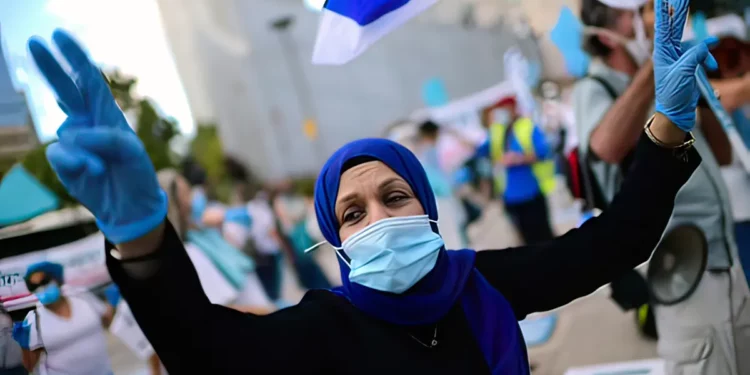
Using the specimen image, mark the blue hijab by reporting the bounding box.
[314,138,529,375]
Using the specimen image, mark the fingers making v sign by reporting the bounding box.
[30,29,167,244]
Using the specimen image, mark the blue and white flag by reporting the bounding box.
[312,0,438,65]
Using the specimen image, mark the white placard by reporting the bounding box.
[564,359,666,375]
[110,301,154,360]
[0,233,109,309]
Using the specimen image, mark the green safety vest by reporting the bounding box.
[489,118,556,196]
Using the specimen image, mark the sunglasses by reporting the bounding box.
[27,276,54,293]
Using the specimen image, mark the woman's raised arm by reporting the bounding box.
[475,115,700,318]
[108,221,333,373]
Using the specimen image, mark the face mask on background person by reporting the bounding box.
[491,108,513,126]
[586,0,652,66]
[35,283,62,305]
[307,215,444,294]
[585,23,652,66]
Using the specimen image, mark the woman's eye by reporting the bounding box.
[386,194,408,204]
[343,210,363,223]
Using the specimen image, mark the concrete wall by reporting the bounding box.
[225,0,540,179]
[158,0,543,179]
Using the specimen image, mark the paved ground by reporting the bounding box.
[110,186,657,374]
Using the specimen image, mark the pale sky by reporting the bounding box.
[0,0,194,141]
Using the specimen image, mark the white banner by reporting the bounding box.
[409,81,517,172]
[0,233,109,310]
[564,359,665,375]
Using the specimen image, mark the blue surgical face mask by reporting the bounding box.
[35,283,61,305]
[335,215,444,294]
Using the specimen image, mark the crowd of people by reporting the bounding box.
[1,0,750,374]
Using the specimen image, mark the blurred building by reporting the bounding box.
[0,26,38,161]
[157,0,572,179]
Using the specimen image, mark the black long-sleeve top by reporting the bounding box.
[107,135,700,375]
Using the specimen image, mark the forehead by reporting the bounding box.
[338,161,402,188]
[336,160,409,197]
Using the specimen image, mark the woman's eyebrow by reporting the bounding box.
[336,191,359,209]
[379,177,407,191]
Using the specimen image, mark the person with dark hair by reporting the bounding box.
[29,15,721,374]
[474,96,556,245]
[574,1,750,373]
[12,262,114,375]
[0,304,26,375]
[413,120,468,249]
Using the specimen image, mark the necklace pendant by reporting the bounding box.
[431,339,438,347]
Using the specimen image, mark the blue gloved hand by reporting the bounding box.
[653,0,719,132]
[12,321,31,350]
[104,283,121,307]
[29,29,167,243]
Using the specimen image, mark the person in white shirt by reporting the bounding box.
[245,193,286,302]
[13,261,114,375]
[156,170,274,312]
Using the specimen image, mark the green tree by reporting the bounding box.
[10,69,179,207]
[105,69,179,171]
[190,123,226,184]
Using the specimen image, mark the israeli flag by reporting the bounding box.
[312,0,437,65]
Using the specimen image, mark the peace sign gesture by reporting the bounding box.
[30,29,167,244]
[653,0,718,132]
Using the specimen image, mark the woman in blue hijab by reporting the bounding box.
[33,5,713,372]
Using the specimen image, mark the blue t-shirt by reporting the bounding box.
[419,147,454,198]
[475,125,550,204]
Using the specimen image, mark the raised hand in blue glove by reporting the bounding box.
[29,30,167,244]
[653,0,719,132]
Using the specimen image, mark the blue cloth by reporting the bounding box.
[475,126,550,204]
[225,206,252,228]
[453,166,473,188]
[187,228,255,290]
[549,6,590,78]
[0,165,60,227]
[732,109,750,150]
[735,221,750,287]
[313,137,528,375]
[30,30,167,244]
[325,0,409,26]
[418,147,454,198]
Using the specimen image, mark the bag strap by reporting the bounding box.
[588,75,618,100]
[580,75,619,210]
[33,309,42,348]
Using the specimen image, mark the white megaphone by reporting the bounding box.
[647,225,708,306]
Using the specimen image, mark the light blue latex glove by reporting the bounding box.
[12,320,31,350]
[653,0,719,132]
[29,30,167,243]
[104,283,121,307]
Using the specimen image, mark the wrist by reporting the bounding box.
[648,113,692,147]
[113,222,166,260]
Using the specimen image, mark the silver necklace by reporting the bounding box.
[409,324,438,348]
